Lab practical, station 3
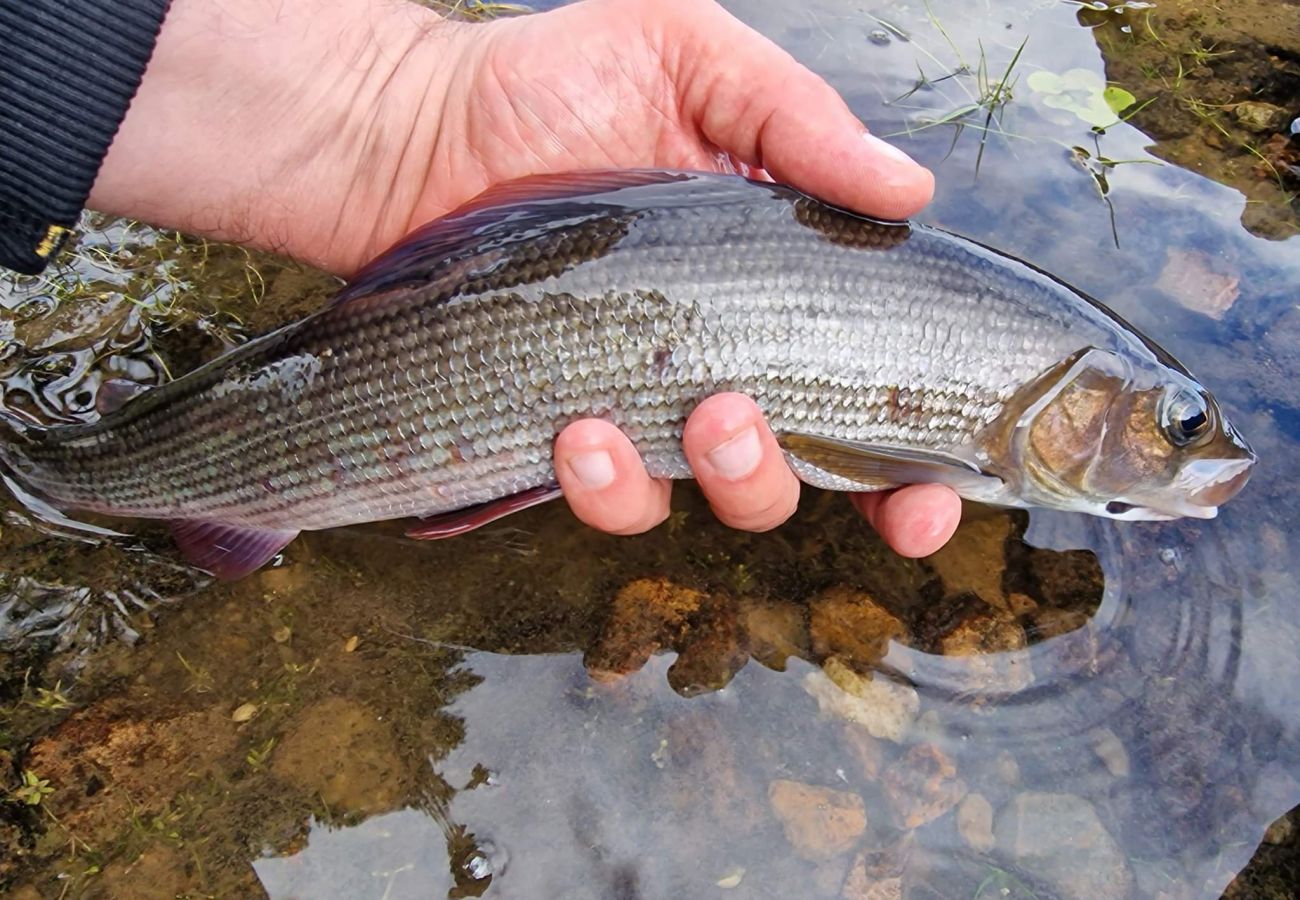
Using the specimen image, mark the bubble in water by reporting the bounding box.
[868,29,891,46]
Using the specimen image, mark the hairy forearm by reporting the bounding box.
[89,0,470,274]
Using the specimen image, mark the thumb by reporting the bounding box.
[663,0,934,220]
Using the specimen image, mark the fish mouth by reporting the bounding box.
[1110,456,1256,521]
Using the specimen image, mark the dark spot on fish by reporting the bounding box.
[792,198,912,250]
[1106,501,1135,515]
[652,347,672,376]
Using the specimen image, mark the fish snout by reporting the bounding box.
[1188,457,1255,509]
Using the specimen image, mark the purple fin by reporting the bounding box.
[170,520,300,580]
[96,378,149,416]
[333,169,693,306]
[406,482,562,540]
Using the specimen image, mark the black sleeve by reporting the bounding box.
[0,0,172,275]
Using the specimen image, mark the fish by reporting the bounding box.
[0,169,1256,579]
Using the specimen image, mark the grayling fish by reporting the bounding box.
[0,170,1255,579]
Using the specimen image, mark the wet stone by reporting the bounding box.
[1233,100,1291,133]
[881,743,968,829]
[768,778,867,861]
[840,724,886,781]
[995,791,1134,900]
[957,793,995,853]
[1089,726,1131,778]
[939,608,1033,694]
[739,596,809,672]
[809,585,906,666]
[666,597,750,696]
[924,513,1012,611]
[270,695,408,817]
[804,657,920,743]
[584,577,708,680]
[840,839,910,900]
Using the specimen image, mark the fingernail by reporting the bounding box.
[569,450,615,489]
[707,426,762,481]
[863,132,918,167]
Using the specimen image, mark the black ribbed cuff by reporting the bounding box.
[0,0,173,275]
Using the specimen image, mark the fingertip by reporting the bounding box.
[857,484,962,558]
[683,393,800,532]
[554,419,672,535]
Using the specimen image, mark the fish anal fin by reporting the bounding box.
[170,520,299,580]
[406,482,562,540]
[777,431,998,491]
[96,379,150,416]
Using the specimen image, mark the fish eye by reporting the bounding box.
[1160,388,1212,448]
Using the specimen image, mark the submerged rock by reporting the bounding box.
[804,657,919,743]
[994,791,1134,900]
[270,696,408,817]
[840,839,911,900]
[957,793,995,853]
[809,586,906,666]
[584,577,707,680]
[924,514,1012,611]
[939,608,1033,694]
[768,779,867,861]
[739,596,808,672]
[881,743,968,829]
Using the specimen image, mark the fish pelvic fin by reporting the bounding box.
[170,520,299,580]
[777,431,1002,493]
[406,482,563,540]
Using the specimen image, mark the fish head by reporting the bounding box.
[993,347,1255,520]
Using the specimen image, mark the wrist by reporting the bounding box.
[89,0,472,275]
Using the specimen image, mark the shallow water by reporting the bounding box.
[2,0,1299,898]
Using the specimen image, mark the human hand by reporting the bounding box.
[89,0,962,556]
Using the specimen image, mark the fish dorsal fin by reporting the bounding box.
[170,520,300,580]
[332,169,696,305]
[777,431,999,491]
[95,378,150,416]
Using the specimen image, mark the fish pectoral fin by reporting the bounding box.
[776,431,999,491]
[169,520,300,581]
[96,378,151,416]
[406,482,563,540]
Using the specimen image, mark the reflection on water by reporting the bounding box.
[2,0,1298,898]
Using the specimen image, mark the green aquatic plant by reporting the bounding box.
[11,769,55,806]
[1027,68,1136,129]
[888,35,1030,173]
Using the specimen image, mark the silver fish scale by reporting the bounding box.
[11,174,1141,531]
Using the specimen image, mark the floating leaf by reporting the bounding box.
[1103,86,1137,115]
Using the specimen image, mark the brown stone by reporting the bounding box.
[584,577,708,680]
[841,840,911,900]
[25,701,238,835]
[271,696,408,816]
[667,599,750,697]
[809,586,906,666]
[939,609,1033,693]
[881,743,968,829]
[957,793,995,852]
[925,515,1012,610]
[768,779,867,860]
[739,597,808,671]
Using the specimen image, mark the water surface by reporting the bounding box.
[2,1,1298,897]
